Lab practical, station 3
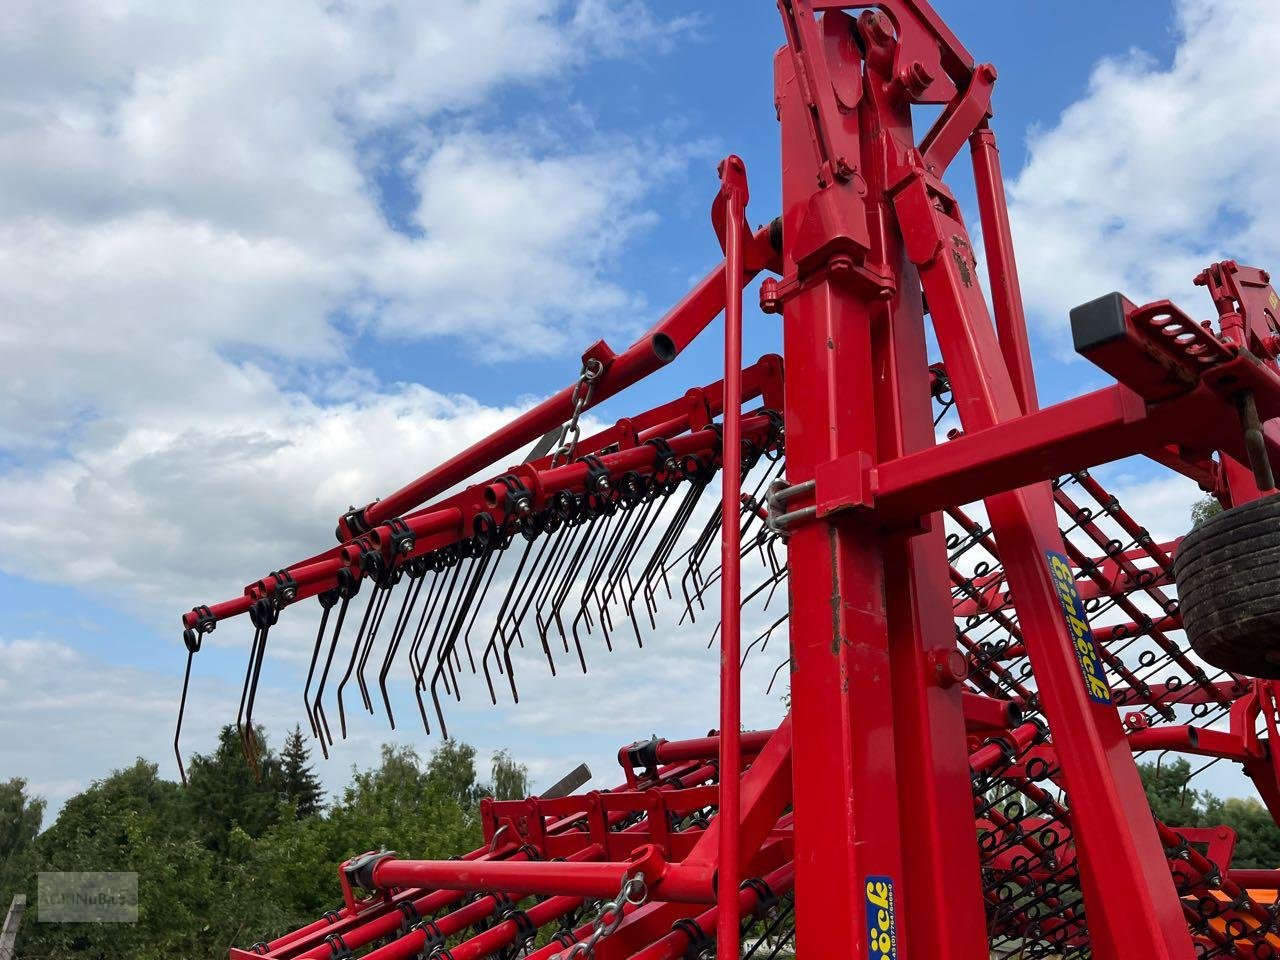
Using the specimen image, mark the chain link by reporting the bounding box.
[551,357,605,467]
[551,871,647,960]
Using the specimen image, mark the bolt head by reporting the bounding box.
[400,538,415,554]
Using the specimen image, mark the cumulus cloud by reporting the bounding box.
[0,0,701,611]
[0,0,695,451]
[0,383,533,616]
[1007,0,1280,347]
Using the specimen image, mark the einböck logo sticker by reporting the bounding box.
[1046,550,1111,704]
[865,876,897,960]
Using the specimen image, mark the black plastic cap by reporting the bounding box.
[1069,292,1129,355]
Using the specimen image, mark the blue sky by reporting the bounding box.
[2,0,1277,814]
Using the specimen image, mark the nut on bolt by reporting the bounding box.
[899,60,934,98]
[759,277,782,314]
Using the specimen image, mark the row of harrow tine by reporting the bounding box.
[176,404,786,778]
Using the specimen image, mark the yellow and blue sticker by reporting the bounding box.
[865,877,897,960]
[1046,551,1111,704]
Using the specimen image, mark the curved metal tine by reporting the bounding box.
[742,613,789,667]
[175,645,197,786]
[312,594,353,757]
[450,545,499,689]
[413,555,469,732]
[437,549,492,694]
[355,572,401,713]
[701,530,772,622]
[679,505,724,624]
[760,559,787,611]
[566,509,622,669]
[629,480,701,641]
[534,519,584,656]
[416,556,465,691]
[766,656,791,696]
[548,513,608,657]
[762,530,784,578]
[500,524,560,649]
[589,495,646,615]
[429,653,453,739]
[461,542,508,679]
[335,584,382,740]
[482,536,538,704]
[598,492,665,630]
[427,543,498,736]
[377,569,428,730]
[301,602,333,738]
[235,625,266,781]
[243,619,274,780]
[419,545,490,730]
[592,497,653,638]
[442,550,487,677]
[407,567,443,687]
[572,504,638,655]
[506,524,568,677]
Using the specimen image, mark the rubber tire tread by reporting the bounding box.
[1173,494,1280,679]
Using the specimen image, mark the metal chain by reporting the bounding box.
[552,871,647,960]
[551,357,605,467]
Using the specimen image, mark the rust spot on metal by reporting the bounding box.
[951,235,974,287]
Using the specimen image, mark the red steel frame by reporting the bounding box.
[177,3,1280,959]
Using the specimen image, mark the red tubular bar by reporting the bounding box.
[344,224,778,536]
[627,862,796,960]
[714,154,748,960]
[970,123,1038,416]
[186,411,779,630]
[370,848,712,904]
[1228,870,1280,890]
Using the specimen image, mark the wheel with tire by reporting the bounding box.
[1173,493,1280,679]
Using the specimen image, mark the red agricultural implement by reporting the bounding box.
[175,3,1280,959]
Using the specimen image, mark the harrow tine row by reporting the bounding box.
[175,402,785,759]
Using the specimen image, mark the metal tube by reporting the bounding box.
[351,225,775,534]
[716,155,747,960]
[971,124,1039,414]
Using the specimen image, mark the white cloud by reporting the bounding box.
[0,0,699,616]
[0,383,531,616]
[1007,0,1280,347]
[0,0,695,451]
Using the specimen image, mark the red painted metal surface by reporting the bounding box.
[178,3,1280,959]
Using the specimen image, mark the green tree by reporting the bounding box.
[280,725,324,818]
[230,743,481,943]
[427,739,481,808]
[489,750,529,801]
[1137,758,1207,827]
[3,726,520,958]
[19,759,228,960]
[0,778,44,922]
[1191,495,1224,527]
[184,725,284,854]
